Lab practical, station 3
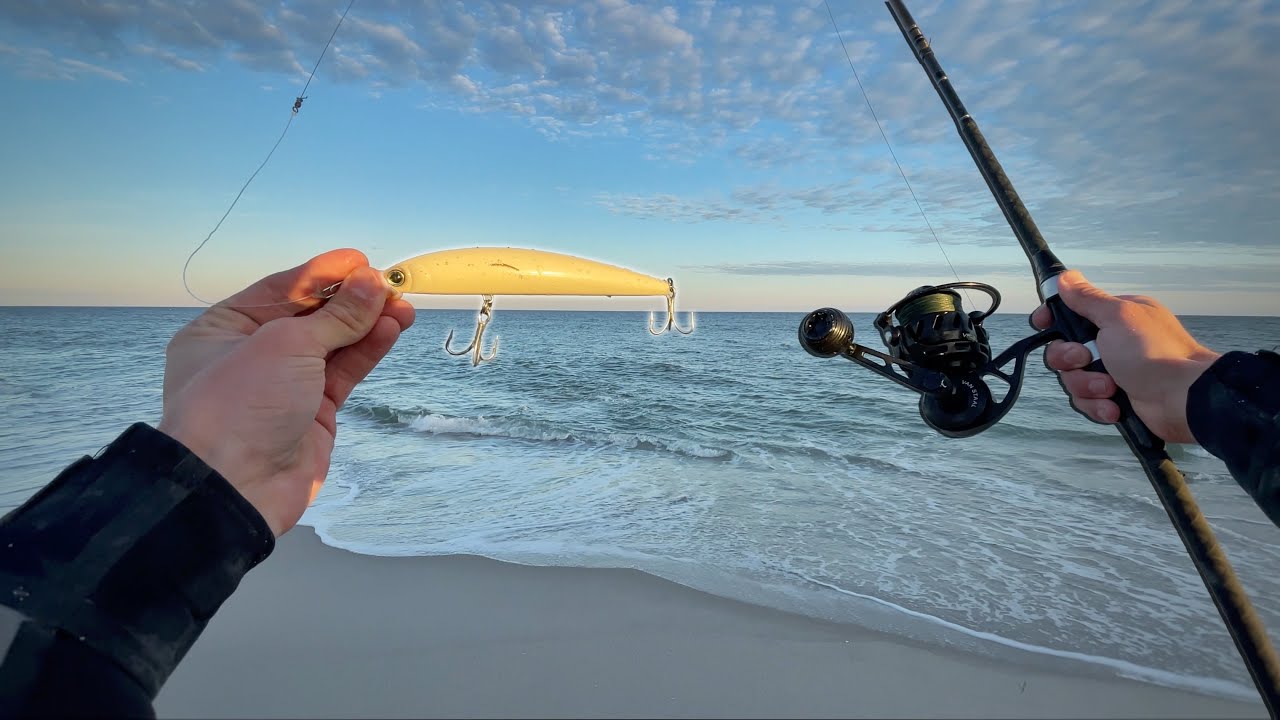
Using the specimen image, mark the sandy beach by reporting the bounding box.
[152,527,1265,719]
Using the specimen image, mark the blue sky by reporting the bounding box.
[1,0,1277,314]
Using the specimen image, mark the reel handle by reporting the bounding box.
[799,307,856,358]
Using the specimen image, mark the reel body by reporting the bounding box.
[800,281,1058,437]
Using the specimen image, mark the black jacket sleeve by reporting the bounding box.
[0,423,275,718]
[1187,349,1280,527]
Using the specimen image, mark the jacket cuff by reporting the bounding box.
[0,423,275,697]
[1186,350,1280,524]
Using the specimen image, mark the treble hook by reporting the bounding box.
[445,295,499,366]
[648,279,696,336]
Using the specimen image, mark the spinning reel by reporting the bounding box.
[799,282,1058,438]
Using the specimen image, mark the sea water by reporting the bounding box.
[1,306,1277,702]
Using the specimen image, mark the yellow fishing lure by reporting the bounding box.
[379,247,694,365]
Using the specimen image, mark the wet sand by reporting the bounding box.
[155,527,1265,719]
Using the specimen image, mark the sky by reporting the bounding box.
[1,0,1277,314]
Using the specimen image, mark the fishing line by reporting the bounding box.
[823,0,973,307]
[181,0,357,309]
[894,289,958,325]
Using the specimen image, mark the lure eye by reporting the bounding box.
[387,268,405,287]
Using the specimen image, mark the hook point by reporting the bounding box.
[445,296,499,366]
[649,289,695,336]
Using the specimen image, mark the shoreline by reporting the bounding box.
[156,527,1264,718]
[306,518,1262,705]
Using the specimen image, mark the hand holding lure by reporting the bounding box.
[262,247,693,367]
[805,1,1279,713]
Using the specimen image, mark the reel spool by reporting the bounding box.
[878,283,997,432]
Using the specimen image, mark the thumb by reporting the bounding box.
[1058,270,1122,326]
[304,267,389,353]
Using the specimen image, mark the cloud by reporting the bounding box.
[906,0,1280,251]
[598,192,759,223]
[59,57,130,82]
[1,0,1277,255]
[597,178,899,224]
[134,45,203,73]
[689,260,1280,293]
[0,44,130,82]
[0,0,304,74]
[694,260,1013,277]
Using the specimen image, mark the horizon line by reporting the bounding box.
[1,305,1277,319]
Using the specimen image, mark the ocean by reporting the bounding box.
[1,306,1277,702]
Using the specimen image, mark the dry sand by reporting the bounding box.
[155,527,1265,718]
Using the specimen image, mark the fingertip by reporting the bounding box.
[1045,340,1092,371]
[383,298,416,331]
[346,266,386,302]
[1098,401,1120,424]
[289,250,373,301]
[1057,270,1097,302]
[1073,397,1120,425]
[1030,304,1050,329]
[305,248,369,274]
[328,247,370,267]
[373,312,402,341]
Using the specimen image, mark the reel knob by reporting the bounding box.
[799,308,855,358]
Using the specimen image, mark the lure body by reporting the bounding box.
[384,247,673,298]
[378,246,692,366]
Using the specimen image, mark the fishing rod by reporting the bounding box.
[799,1,1280,713]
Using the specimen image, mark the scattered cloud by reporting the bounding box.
[134,44,203,72]
[692,260,1018,277]
[58,57,129,83]
[1,0,1276,254]
[0,44,130,82]
[597,178,898,224]
[689,260,1280,293]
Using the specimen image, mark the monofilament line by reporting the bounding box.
[181,0,357,307]
[301,0,357,100]
[824,0,972,305]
